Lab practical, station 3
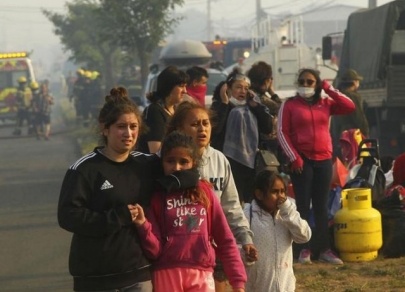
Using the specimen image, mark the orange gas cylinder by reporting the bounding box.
[334,188,382,262]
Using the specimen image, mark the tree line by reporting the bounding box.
[43,0,184,91]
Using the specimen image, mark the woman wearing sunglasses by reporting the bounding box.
[277,68,355,265]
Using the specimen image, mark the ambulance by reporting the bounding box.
[0,52,36,121]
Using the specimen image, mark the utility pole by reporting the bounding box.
[256,0,262,22]
[369,0,377,8]
[256,0,262,34]
[207,0,212,41]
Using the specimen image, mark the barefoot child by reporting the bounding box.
[244,170,311,292]
[131,131,246,292]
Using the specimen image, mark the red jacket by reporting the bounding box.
[278,86,355,168]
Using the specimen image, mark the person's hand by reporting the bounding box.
[243,244,259,262]
[247,90,259,108]
[322,79,331,91]
[291,159,303,174]
[128,204,146,225]
[220,83,229,104]
[277,193,288,205]
[268,78,276,95]
[292,167,303,174]
[233,289,245,292]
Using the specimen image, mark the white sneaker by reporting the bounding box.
[319,249,344,265]
[298,249,312,264]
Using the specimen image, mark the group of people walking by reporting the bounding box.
[59,61,361,292]
[13,76,54,140]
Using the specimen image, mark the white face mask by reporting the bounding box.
[297,87,315,98]
[229,96,246,106]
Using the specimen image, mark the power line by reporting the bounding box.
[262,0,307,10]
[183,0,207,5]
[214,0,252,18]
[0,13,50,24]
[299,0,337,15]
[0,5,65,10]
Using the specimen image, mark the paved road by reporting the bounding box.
[0,96,79,291]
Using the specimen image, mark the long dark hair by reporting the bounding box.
[147,66,189,103]
[212,80,226,102]
[247,61,273,94]
[254,170,286,209]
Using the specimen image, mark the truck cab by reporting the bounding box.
[323,0,405,156]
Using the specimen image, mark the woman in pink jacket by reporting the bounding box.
[131,131,246,292]
[277,68,355,265]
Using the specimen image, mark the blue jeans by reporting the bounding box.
[290,156,333,255]
[78,281,153,292]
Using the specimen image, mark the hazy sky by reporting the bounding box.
[0,0,395,76]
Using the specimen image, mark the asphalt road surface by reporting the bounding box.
[0,97,79,291]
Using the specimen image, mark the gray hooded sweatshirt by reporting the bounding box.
[199,146,253,245]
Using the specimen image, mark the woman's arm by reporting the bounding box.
[323,80,355,115]
[220,158,254,246]
[277,101,303,172]
[248,101,273,135]
[147,141,161,154]
[210,101,231,135]
[58,169,132,237]
[143,104,167,153]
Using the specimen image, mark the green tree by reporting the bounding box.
[43,0,121,90]
[99,0,184,87]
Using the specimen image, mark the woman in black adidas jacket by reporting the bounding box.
[58,87,160,292]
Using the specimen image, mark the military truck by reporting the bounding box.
[323,0,405,156]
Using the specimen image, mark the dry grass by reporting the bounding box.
[224,256,405,292]
[294,256,405,292]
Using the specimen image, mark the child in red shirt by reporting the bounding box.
[131,131,246,292]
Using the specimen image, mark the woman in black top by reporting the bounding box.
[247,61,282,154]
[137,66,189,154]
[58,87,160,292]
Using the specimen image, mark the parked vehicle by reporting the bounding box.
[0,52,36,121]
[135,40,227,110]
[323,0,405,156]
[203,38,251,68]
[232,16,338,92]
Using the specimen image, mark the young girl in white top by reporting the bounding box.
[244,170,311,292]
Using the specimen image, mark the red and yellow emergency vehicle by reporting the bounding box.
[0,52,36,121]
